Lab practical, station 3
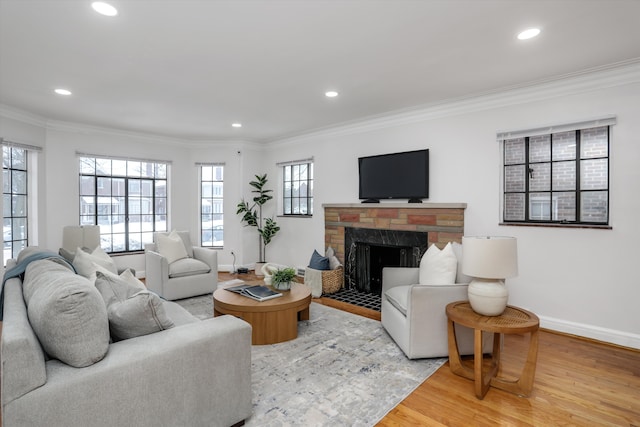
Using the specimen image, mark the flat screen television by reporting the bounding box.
[358,149,429,203]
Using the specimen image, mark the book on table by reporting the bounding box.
[224,283,283,301]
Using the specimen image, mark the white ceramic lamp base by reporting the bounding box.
[468,279,508,316]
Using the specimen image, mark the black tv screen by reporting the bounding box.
[358,149,429,202]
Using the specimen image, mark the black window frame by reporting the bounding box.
[502,126,610,226]
[3,146,28,263]
[199,164,224,248]
[79,156,168,253]
[282,161,313,217]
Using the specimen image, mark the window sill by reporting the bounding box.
[278,214,313,219]
[500,222,611,230]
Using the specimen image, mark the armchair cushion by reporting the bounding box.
[169,257,211,278]
[95,271,174,341]
[419,242,457,285]
[384,285,411,316]
[156,230,189,264]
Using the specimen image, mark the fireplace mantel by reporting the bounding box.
[324,202,466,265]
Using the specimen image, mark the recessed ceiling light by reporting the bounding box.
[325,91,339,98]
[231,123,242,128]
[54,88,72,96]
[92,2,118,17]
[517,28,541,40]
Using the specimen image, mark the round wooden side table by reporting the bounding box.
[446,300,540,399]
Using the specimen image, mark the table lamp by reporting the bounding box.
[462,236,518,316]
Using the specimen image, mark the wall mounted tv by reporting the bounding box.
[358,149,429,203]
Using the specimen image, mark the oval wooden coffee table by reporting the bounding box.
[213,282,312,345]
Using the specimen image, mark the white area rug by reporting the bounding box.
[176,295,445,426]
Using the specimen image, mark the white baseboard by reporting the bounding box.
[540,315,640,350]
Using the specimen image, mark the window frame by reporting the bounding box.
[3,146,29,263]
[78,155,168,254]
[501,125,610,227]
[199,164,224,248]
[281,160,313,217]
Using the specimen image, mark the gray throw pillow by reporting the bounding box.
[95,271,174,341]
[23,260,110,368]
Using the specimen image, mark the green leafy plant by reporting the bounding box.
[272,267,296,286]
[236,174,281,263]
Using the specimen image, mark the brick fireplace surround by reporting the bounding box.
[324,203,467,265]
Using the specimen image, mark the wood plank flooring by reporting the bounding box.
[222,271,640,426]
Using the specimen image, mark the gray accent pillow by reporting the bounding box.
[23,259,110,368]
[95,271,174,341]
[168,257,211,278]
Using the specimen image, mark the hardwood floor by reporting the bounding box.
[222,271,640,426]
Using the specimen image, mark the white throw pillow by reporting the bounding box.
[73,246,118,278]
[156,230,189,264]
[418,242,457,285]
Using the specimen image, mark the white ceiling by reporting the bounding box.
[1,0,639,143]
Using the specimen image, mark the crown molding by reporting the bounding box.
[269,59,640,147]
[0,104,47,127]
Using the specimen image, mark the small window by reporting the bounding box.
[282,161,313,216]
[200,164,224,247]
[502,124,610,226]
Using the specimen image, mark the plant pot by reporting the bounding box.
[272,281,293,291]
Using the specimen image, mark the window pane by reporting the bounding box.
[79,157,95,174]
[529,163,550,192]
[97,177,111,196]
[155,163,167,179]
[529,193,551,220]
[80,176,95,195]
[552,161,576,191]
[552,131,576,161]
[581,191,608,223]
[581,159,608,190]
[581,126,608,159]
[140,162,154,178]
[553,192,576,221]
[3,169,10,193]
[504,193,525,221]
[529,135,550,162]
[3,195,11,217]
[96,158,111,175]
[284,197,292,214]
[504,165,525,192]
[112,160,127,176]
[12,148,26,169]
[11,170,27,194]
[504,138,525,165]
[12,195,26,216]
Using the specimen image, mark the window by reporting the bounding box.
[200,164,224,247]
[502,123,610,226]
[79,156,168,253]
[282,161,313,216]
[3,146,28,262]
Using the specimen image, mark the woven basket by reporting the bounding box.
[321,266,344,295]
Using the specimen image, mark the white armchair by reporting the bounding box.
[381,244,492,359]
[144,231,217,300]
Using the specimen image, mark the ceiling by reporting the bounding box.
[1,0,639,143]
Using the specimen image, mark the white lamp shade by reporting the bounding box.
[462,236,518,279]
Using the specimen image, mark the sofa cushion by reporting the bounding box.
[73,246,118,278]
[385,285,411,316]
[23,259,110,368]
[168,257,211,278]
[156,230,189,264]
[419,242,457,285]
[309,249,330,270]
[95,271,175,341]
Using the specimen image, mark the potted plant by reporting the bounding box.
[271,267,296,291]
[236,174,280,275]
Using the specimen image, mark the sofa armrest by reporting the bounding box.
[382,267,420,294]
[4,316,253,427]
[407,283,469,321]
[192,247,217,271]
[144,249,169,295]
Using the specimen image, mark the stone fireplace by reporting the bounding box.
[324,203,466,295]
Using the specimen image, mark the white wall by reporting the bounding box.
[1,63,639,348]
[262,64,640,348]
